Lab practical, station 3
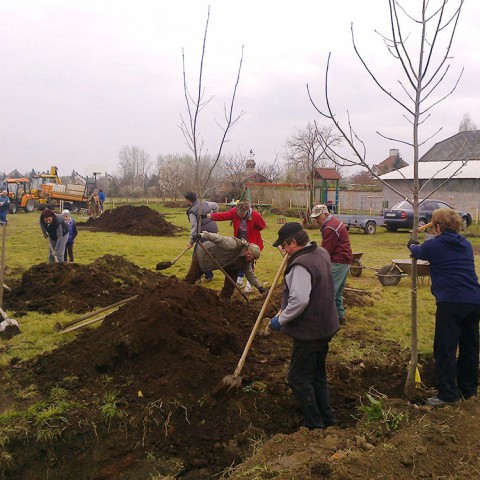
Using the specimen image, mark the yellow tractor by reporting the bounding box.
[3,177,42,213]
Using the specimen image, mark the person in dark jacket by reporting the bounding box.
[184,232,265,301]
[270,222,339,429]
[311,204,353,325]
[40,209,69,263]
[408,208,480,407]
[62,209,78,262]
[185,192,219,282]
[0,190,10,224]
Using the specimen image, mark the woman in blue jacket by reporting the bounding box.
[408,208,480,407]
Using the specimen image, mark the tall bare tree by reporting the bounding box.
[286,122,342,207]
[256,155,284,182]
[118,145,152,195]
[308,0,465,397]
[458,113,477,132]
[179,6,244,199]
[156,154,185,201]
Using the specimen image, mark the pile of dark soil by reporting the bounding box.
[79,205,182,236]
[1,271,414,479]
[3,255,162,314]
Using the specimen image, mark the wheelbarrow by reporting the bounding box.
[376,259,430,286]
[350,252,364,277]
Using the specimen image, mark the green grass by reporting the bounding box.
[2,204,480,365]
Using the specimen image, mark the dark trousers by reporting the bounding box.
[193,241,213,280]
[434,302,480,402]
[64,243,74,262]
[288,339,335,429]
[184,254,238,300]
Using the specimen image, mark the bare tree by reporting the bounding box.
[256,155,284,182]
[156,154,185,201]
[179,6,244,198]
[222,153,247,184]
[458,112,477,132]
[286,122,342,207]
[308,0,465,397]
[118,145,152,195]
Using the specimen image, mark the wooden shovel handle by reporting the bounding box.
[417,222,433,233]
[171,246,190,265]
[56,295,138,331]
[233,253,289,378]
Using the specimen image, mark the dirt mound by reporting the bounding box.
[4,255,162,314]
[79,205,181,236]
[33,278,248,395]
[2,272,415,479]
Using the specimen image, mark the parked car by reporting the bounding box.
[383,199,472,232]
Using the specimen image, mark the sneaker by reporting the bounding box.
[236,276,244,286]
[204,277,213,283]
[426,396,456,407]
[339,317,346,325]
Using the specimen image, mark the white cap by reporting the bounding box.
[62,209,70,215]
[310,204,329,218]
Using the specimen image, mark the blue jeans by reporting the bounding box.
[331,263,350,320]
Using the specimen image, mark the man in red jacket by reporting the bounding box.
[207,201,266,292]
[311,204,353,325]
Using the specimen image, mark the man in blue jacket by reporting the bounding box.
[408,208,480,407]
[0,190,10,224]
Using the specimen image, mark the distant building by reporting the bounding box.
[380,131,480,214]
[218,152,270,201]
[372,149,408,175]
[5,169,23,179]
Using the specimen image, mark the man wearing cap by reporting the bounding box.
[270,222,339,430]
[184,231,266,301]
[184,191,219,282]
[310,204,353,325]
[207,201,266,292]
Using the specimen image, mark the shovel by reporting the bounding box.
[214,253,289,396]
[53,295,138,332]
[156,246,190,271]
[47,239,60,263]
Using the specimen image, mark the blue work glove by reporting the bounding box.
[192,233,202,242]
[270,316,281,331]
[407,238,419,249]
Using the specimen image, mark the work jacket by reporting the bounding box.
[281,242,339,341]
[410,230,480,305]
[211,207,265,250]
[320,215,353,264]
[40,214,69,241]
[196,232,262,289]
[187,200,218,242]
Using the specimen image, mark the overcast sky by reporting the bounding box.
[2,0,479,178]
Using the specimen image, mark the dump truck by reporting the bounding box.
[3,166,97,213]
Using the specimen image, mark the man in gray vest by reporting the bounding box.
[185,192,219,282]
[270,222,339,430]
